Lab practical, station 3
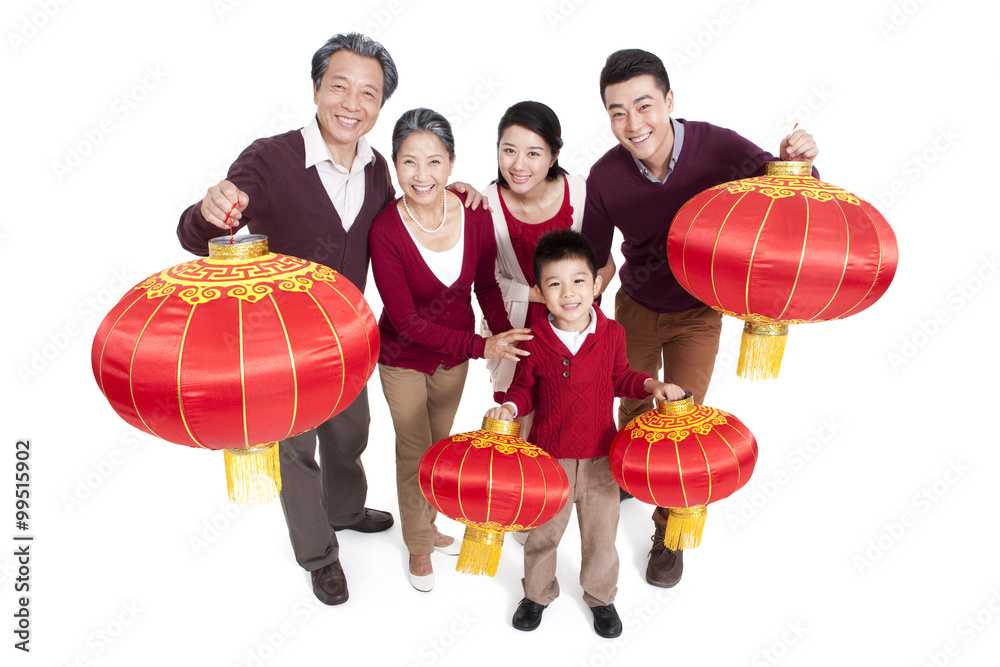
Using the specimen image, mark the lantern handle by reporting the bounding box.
[656,391,695,416]
[481,417,521,437]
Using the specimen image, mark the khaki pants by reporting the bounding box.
[378,362,469,555]
[522,457,620,608]
[614,289,722,527]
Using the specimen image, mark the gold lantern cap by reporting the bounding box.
[766,161,812,176]
[208,234,270,262]
[656,391,694,416]
[482,417,520,437]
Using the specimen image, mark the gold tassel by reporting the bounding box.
[663,505,707,550]
[224,442,282,505]
[737,322,788,381]
[456,525,505,577]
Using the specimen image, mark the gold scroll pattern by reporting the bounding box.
[625,406,729,445]
[449,432,551,458]
[717,176,861,206]
[135,254,341,305]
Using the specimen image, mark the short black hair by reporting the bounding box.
[495,101,569,188]
[533,230,598,284]
[599,48,670,105]
[311,32,398,107]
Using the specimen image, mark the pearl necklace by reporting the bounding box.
[402,192,447,234]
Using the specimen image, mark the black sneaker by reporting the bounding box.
[512,598,547,631]
[590,604,622,638]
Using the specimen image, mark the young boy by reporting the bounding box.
[485,229,683,638]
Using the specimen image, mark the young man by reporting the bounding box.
[487,230,682,638]
[581,48,818,588]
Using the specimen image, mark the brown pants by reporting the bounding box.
[522,457,620,608]
[379,362,469,555]
[278,386,370,572]
[614,289,722,527]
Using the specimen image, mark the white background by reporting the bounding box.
[3,0,999,665]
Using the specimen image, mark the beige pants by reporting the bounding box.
[614,290,722,528]
[522,457,620,608]
[378,362,469,555]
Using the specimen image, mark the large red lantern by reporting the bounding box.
[419,418,570,577]
[610,394,758,550]
[668,161,898,380]
[92,235,379,504]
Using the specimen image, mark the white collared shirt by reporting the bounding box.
[632,117,685,184]
[301,116,374,232]
[548,306,598,356]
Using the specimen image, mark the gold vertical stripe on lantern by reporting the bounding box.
[663,505,707,550]
[457,524,506,577]
[737,322,788,381]
[224,442,282,505]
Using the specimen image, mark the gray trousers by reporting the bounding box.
[278,386,370,572]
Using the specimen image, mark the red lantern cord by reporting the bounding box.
[223,202,239,244]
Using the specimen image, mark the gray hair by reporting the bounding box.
[391,108,456,162]
[311,33,398,106]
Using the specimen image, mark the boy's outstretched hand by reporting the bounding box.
[485,405,516,422]
[644,379,685,402]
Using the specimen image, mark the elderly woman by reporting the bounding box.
[369,107,532,592]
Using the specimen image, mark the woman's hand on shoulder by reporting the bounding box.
[484,328,533,362]
[448,182,491,211]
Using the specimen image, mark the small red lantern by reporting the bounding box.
[668,161,898,380]
[419,418,570,577]
[610,394,758,549]
[92,235,379,504]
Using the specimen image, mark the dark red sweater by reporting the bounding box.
[582,119,818,314]
[504,307,651,459]
[369,192,513,374]
[177,129,394,293]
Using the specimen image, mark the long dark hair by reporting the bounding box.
[495,101,568,189]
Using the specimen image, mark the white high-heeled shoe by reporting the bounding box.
[433,535,462,556]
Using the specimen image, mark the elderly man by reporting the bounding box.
[178,33,481,605]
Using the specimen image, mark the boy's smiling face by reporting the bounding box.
[533,257,603,333]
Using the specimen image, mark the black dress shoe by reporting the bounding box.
[331,507,394,533]
[311,559,348,605]
[590,604,622,638]
[646,523,684,588]
[512,598,547,631]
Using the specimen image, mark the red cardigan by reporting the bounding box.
[504,307,651,459]
[369,191,513,374]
